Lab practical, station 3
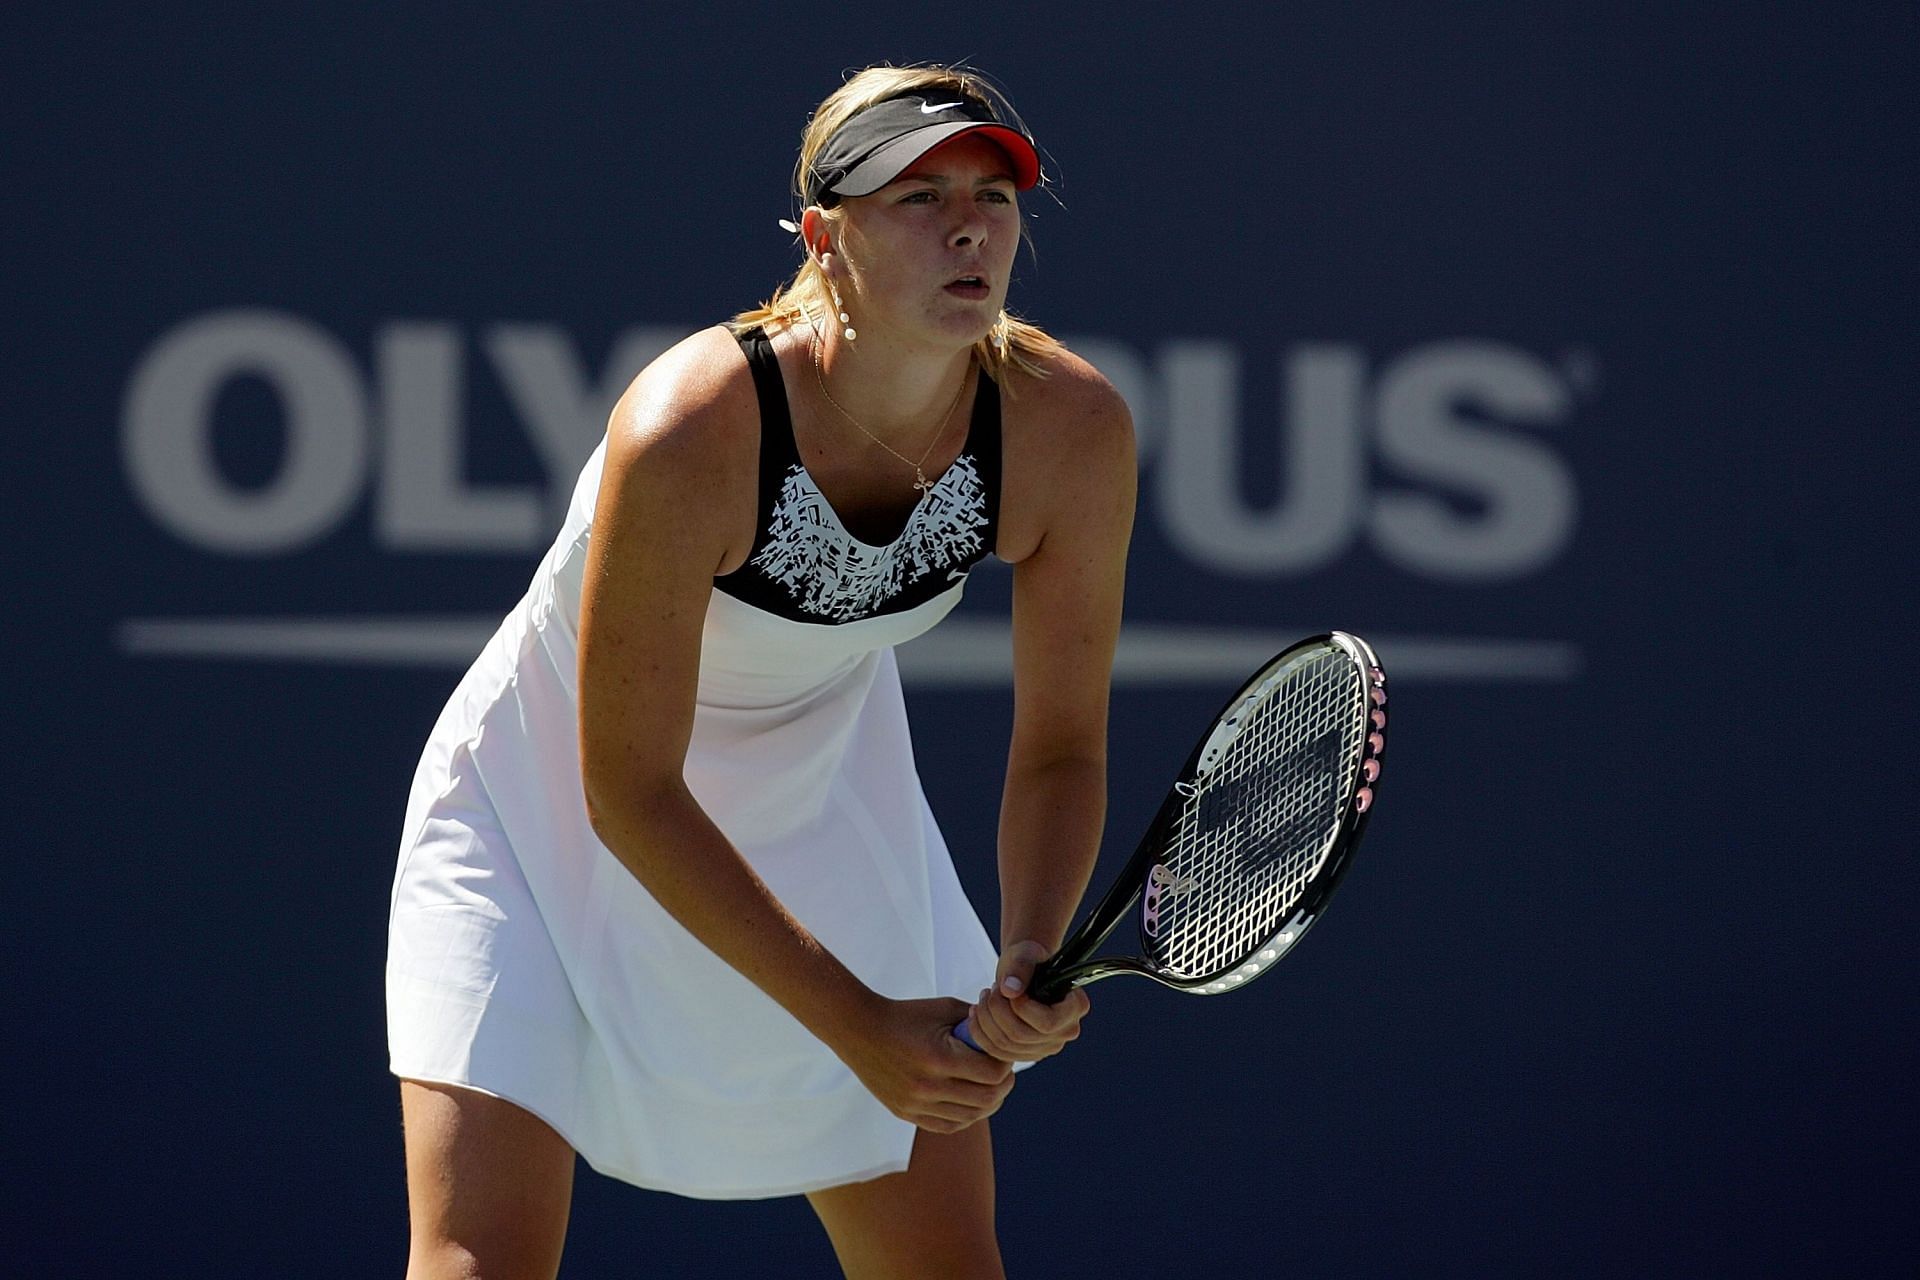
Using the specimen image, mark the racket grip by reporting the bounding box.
[1027,959,1074,1005]
[953,963,1073,1052]
[952,1017,984,1053]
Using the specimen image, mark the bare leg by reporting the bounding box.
[806,1122,1003,1280]
[399,1079,576,1280]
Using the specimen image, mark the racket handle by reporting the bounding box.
[1026,966,1074,1004]
[952,962,1073,1053]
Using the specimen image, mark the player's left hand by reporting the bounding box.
[963,939,1091,1063]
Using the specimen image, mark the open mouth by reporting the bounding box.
[945,275,990,299]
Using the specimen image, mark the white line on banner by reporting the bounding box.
[116,615,1582,684]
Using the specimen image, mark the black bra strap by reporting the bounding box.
[961,368,1003,534]
[730,326,800,544]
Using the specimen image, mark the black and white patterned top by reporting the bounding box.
[714,326,1003,624]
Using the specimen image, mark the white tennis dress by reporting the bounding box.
[385,328,1009,1199]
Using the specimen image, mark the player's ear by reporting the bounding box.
[799,207,835,267]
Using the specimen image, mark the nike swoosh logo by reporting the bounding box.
[921,101,966,114]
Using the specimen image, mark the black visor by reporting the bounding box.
[806,93,1041,207]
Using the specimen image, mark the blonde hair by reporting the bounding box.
[733,63,1061,386]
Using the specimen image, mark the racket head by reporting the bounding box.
[1037,632,1386,999]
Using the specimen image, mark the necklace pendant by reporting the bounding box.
[912,468,932,493]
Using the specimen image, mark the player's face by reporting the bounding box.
[835,133,1023,351]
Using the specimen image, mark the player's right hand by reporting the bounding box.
[835,996,1015,1134]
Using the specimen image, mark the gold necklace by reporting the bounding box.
[809,328,970,494]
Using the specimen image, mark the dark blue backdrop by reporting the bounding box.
[8,3,1914,1276]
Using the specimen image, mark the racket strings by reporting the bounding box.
[1149,649,1366,979]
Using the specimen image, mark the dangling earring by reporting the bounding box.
[990,311,1009,355]
[828,279,857,343]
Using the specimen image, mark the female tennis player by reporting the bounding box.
[385,63,1134,1279]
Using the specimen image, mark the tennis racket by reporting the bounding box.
[958,631,1386,1049]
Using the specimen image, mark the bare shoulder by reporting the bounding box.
[608,325,758,463]
[1000,344,1136,458]
[997,344,1138,563]
[599,324,761,572]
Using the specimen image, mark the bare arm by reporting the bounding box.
[576,331,1009,1129]
[967,356,1137,1059]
